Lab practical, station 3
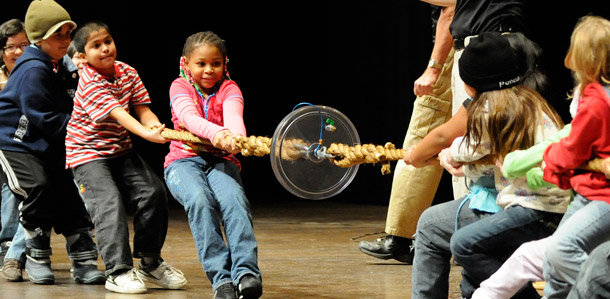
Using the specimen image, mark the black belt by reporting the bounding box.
[454,30,517,50]
[454,38,466,50]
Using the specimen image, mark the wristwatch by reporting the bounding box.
[428,58,443,69]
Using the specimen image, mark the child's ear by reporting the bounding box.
[182,56,190,71]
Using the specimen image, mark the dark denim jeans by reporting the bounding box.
[567,240,610,299]
[72,152,168,275]
[165,156,260,292]
[450,205,561,299]
[412,198,491,298]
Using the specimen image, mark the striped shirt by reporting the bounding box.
[66,61,151,168]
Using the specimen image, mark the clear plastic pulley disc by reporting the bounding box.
[270,105,360,199]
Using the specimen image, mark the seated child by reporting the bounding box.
[67,21,186,294]
[410,31,549,299]
[542,16,610,298]
[447,32,571,299]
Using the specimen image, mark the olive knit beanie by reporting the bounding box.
[25,0,76,43]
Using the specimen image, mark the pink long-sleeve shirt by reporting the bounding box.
[164,77,246,168]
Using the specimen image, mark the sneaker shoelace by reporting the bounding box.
[128,268,146,284]
[3,259,20,270]
[373,236,389,244]
[156,262,184,279]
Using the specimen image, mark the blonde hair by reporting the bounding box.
[465,86,564,163]
[565,15,610,96]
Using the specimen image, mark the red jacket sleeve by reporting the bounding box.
[543,85,610,189]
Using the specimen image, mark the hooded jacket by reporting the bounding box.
[0,46,78,161]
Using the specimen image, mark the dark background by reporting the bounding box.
[3,1,610,208]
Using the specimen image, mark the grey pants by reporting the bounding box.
[72,152,168,275]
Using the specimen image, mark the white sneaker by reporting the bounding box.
[105,268,147,294]
[138,261,187,289]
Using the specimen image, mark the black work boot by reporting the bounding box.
[24,228,54,284]
[215,282,238,299]
[358,235,414,264]
[238,274,263,299]
[65,228,105,284]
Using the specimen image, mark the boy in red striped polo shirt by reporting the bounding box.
[66,21,186,294]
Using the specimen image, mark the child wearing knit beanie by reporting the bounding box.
[444,32,569,299]
[0,0,105,286]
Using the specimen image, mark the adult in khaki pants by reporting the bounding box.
[358,5,457,263]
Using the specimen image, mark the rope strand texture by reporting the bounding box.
[161,129,303,160]
[327,142,404,174]
[160,128,608,176]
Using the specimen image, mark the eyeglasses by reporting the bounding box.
[3,43,30,53]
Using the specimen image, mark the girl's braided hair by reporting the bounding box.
[182,31,227,60]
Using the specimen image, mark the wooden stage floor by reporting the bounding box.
[0,199,464,298]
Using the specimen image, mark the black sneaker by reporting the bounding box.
[215,282,237,299]
[358,235,414,264]
[238,274,262,299]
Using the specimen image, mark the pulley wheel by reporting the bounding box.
[270,105,360,199]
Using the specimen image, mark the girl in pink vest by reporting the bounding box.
[164,31,262,299]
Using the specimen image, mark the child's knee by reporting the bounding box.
[145,182,168,203]
[544,238,578,269]
[449,230,471,258]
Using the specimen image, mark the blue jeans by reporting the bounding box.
[5,223,25,262]
[543,194,610,298]
[412,197,491,298]
[566,240,610,299]
[450,205,562,298]
[165,155,260,292]
[0,183,19,245]
[72,152,169,275]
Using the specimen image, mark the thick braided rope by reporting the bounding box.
[327,142,404,174]
[161,128,305,159]
[234,135,271,157]
[160,129,609,176]
[161,129,209,144]
[163,130,305,160]
[582,158,605,173]
[327,143,404,167]
[161,128,271,157]
[326,142,609,176]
